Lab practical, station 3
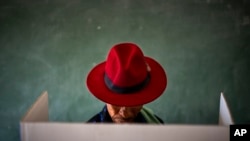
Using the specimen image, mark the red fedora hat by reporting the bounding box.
[86,43,167,107]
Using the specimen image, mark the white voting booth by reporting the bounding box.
[20,91,234,141]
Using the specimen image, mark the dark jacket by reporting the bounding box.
[87,106,164,124]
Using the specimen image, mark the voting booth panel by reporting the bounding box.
[20,91,234,141]
[219,92,234,126]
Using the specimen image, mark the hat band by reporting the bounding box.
[104,73,150,94]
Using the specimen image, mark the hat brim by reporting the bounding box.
[86,57,167,107]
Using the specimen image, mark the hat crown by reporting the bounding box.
[105,43,148,87]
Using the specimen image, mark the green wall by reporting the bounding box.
[0,0,250,140]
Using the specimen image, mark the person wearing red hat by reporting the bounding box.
[86,43,167,123]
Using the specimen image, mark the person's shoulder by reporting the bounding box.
[87,113,101,122]
[87,106,113,123]
[141,107,164,124]
[154,115,164,124]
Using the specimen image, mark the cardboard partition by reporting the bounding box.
[21,123,229,141]
[20,91,233,141]
[219,92,234,126]
[21,91,49,122]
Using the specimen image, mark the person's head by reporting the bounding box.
[106,104,143,123]
[86,42,167,123]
